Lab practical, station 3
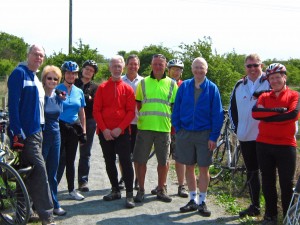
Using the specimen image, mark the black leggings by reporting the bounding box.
[240,141,260,207]
[99,129,134,192]
[256,142,296,217]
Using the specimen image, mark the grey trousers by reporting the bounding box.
[22,132,53,220]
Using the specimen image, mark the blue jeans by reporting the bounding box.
[22,132,53,220]
[78,118,96,185]
[42,131,61,209]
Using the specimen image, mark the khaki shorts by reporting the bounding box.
[133,130,170,165]
[175,129,212,167]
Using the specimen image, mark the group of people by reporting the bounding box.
[7,44,299,225]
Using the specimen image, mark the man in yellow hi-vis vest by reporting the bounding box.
[133,54,178,203]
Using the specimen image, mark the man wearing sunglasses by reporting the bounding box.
[229,53,270,218]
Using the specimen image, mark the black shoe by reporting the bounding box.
[198,202,211,217]
[78,182,89,192]
[103,188,121,201]
[157,188,172,203]
[180,200,198,213]
[239,205,260,218]
[261,215,277,225]
[151,186,158,195]
[118,178,125,190]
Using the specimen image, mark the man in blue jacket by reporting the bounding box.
[172,57,223,217]
[8,44,55,225]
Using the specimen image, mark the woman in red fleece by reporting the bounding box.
[252,63,300,225]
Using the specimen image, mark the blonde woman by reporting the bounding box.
[41,65,66,216]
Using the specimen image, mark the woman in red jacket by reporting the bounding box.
[252,63,300,225]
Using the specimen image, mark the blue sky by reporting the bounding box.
[1,0,299,60]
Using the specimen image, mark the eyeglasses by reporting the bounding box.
[246,64,260,68]
[84,67,95,73]
[152,54,166,60]
[47,77,58,81]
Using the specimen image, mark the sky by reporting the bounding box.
[1,0,300,61]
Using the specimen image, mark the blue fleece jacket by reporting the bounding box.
[171,77,223,142]
[8,64,43,138]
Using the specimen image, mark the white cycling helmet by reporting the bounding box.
[167,59,184,69]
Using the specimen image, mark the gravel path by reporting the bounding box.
[53,135,241,225]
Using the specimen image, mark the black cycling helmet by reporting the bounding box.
[61,61,79,73]
[167,59,184,69]
[82,60,98,74]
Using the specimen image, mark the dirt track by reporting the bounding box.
[53,135,241,225]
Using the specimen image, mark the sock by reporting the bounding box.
[199,192,207,204]
[189,191,197,203]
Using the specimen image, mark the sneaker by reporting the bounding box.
[42,216,56,225]
[118,178,125,190]
[28,211,40,222]
[261,216,277,225]
[180,200,198,213]
[125,192,135,208]
[134,178,139,190]
[69,190,85,201]
[103,188,121,201]
[151,185,167,195]
[53,207,67,216]
[198,202,211,217]
[157,188,172,203]
[78,183,89,192]
[134,190,145,203]
[151,186,158,195]
[178,185,188,198]
[239,205,260,218]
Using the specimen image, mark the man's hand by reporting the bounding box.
[103,129,114,141]
[111,128,122,138]
[208,140,216,151]
[13,135,24,151]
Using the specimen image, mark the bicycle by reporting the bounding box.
[283,175,300,225]
[0,110,32,225]
[209,110,247,195]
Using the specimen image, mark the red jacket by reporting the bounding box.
[252,87,300,146]
[93,77,136,134]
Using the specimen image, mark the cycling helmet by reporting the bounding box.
[61,61,79,73]
[82,60,98,73]
[167,59,184,69]
[265,63,287,77]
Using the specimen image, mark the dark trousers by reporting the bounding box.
[99,129,133,192]
[78,118,96,185]
[57,122,79,192]
[22,132,53,220]
[256,142,296,217]
[240,141,260,207]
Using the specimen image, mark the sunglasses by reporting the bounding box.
[47,77,58,81]
[152,54,166,60]
[246,64,260,68]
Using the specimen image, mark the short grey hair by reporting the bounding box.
[110,55,125,67]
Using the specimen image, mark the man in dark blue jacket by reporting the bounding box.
[8,44,55,225]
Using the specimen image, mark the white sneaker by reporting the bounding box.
[69,190,84,200]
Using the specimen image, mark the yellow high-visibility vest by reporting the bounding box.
[136,76,177,132]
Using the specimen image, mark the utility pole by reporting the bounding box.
[69,0,72,54]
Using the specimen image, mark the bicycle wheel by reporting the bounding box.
[148,146,155,160]
[229,143,247,196]
[0,162,30,225]
[284,193,300,225]
[209,139,226,184]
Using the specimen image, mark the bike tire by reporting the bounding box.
[283,194,300,225]
[209,140,226,184]
[148,147,155,160]
[229,143,247,196]
[0,162,30,225]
